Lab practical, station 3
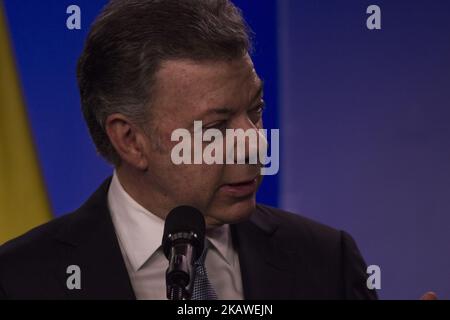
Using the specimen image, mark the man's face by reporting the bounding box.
[141,54,265,226]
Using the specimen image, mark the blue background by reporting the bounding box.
[4,0,450,299]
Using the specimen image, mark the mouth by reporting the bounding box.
[220,177,259,198]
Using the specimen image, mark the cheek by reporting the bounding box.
[170,164,225,204]
[182,164,224,190]
[145,128,226,206]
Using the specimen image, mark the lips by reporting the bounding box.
[220,177,258,197]
[228,179,256,186]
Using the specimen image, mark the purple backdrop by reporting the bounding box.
[279,0,450,299]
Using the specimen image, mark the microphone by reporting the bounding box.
[162,205,205,300]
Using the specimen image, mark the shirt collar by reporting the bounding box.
[206,224,235,267]
[108,171,164,272]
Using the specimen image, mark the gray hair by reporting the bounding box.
[77,0,252,165]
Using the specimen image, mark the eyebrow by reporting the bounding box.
[198,80,265,118]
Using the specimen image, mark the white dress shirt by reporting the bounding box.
[107,172,244,300]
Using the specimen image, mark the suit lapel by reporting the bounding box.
[232,205,297,299]
[53,178,136,299]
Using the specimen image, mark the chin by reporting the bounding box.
[207,196,257,226]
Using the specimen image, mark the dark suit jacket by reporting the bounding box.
[0,178,377,300]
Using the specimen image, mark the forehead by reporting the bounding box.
[152,55,261,118]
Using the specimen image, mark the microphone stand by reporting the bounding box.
[165,232,198,300]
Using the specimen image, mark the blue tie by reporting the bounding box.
[191,246,218,300]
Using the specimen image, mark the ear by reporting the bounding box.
[105,113,149,170]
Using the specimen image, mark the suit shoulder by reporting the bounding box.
[0,177,112,261]
[0,211,76,261]
[257,203,341,236]
[255,204,375,300]
[255,203,343,249]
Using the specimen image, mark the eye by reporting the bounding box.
[204,120,227,131]
[249,101,265,123]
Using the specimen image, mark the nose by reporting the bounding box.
[225,117,267,165]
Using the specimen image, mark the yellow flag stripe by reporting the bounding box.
[0,3,52,244]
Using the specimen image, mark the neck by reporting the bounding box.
[115,166,170,221]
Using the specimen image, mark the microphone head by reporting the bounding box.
[162,205,205,259]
